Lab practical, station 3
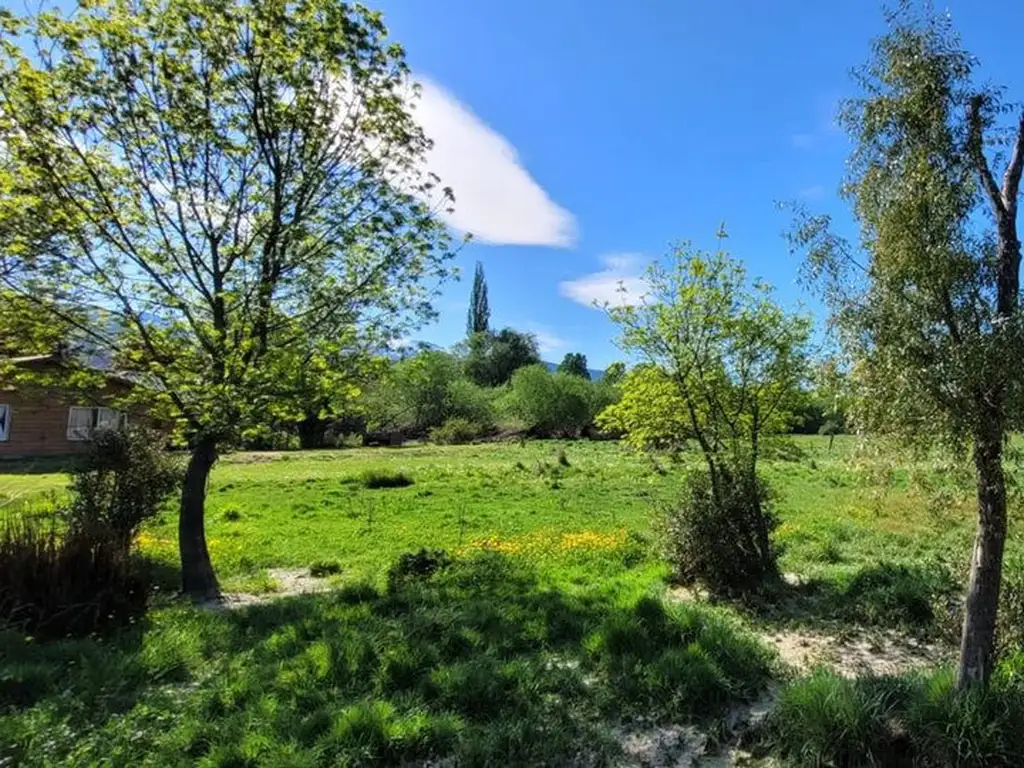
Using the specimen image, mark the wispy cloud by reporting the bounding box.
[527,326,571,356]
[411,77,577,247]
[559,253,648,309]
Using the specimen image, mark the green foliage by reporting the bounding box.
[360,469,414,490]
[660,465,778,595]
[606,243,811,463]
[508,364,593,437]
[0,0,456,593]
[601,361,627,386]
[762,662,1024,767]
[557,352,590,379]
[464,328,541,387]
[65,427,182,547]
[0,520,148,639]
[429,417,483,445]
[466,261,490,336]
[365,351,495,436]
[597,365,691,451]
[606,242,809,593]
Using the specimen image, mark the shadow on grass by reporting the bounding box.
[735,561,959,637]
[0,456,82,475]
[1,552,774,766]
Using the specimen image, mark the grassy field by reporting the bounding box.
[1,436,1021,765]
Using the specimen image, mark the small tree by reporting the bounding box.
[466,261,490,336]
[793,4,1024,688]
[606,241,811,591]
[557,352,591,379]
[0,0,455,598]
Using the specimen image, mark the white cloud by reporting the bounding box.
[410,77,576,247]
[559,253,648,309]
[799,184,825,200]
[527,327,570,356]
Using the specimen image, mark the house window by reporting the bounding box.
[67,406,127,441]
[0,404,9,442]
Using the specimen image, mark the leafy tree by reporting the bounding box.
[601,361,627,386]
[605,241,810,588]
[0,0,455,598]
[557,352,591,379]
[466,261,490,336]
[364,351,493,436]
[793,4,1024,687]
[463,328,540,387]
[508,364,592,437]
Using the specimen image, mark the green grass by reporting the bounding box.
[0,554,774,766]
[3,435,1023,765]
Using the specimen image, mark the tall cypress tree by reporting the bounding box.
[466,261,490,336]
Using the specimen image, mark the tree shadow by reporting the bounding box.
[736,561,958,637]
[0,455,83,475]
[2,552,775,766]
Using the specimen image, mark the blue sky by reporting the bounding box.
[377,0,1024,368]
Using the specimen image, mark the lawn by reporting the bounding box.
[1,436,1019,765]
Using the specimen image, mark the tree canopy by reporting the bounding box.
[557,352,590,379]
[466,261,490,336]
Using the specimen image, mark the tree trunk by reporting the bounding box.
[297,414,327,450]
[179,436,221,600]
[957,426,1008,689]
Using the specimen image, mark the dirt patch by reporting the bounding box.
[201,567,335,610]
[764,628,945,677]
[614,722,707,767]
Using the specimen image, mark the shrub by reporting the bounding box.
[429,417,482,445]
[65,427,182,547]
[0,520,148,639]
[360,469,414,489]
[387,548,452,588]
[659,465,778,595]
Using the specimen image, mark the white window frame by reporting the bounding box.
[0,403,9,442]
[67,406,127,441]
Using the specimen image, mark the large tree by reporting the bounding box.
[463,327,540,387]
[466,260,490,336]
[0,0,455,599]
[795,4,1024,687]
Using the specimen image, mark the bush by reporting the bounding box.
[0,520,148,639]
[360,469,414,489]
[387,548,452,588]
[659,465,778,595]
[429,417,483,445]
[65,427,182,547]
